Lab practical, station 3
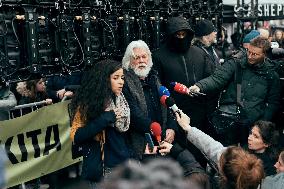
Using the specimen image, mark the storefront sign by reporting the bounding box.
[234,4,284,18]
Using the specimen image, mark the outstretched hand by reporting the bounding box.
[175,111,191,132]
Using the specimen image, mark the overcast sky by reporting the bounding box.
[223,0,283,5]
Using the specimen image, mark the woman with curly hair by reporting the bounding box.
[70,59,130,188]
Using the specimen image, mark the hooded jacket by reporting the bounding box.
[166,16,194,39]
[152,17,215,129]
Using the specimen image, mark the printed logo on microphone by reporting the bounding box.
[159,86,170,97]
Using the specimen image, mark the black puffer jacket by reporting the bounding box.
[196,51,280,123]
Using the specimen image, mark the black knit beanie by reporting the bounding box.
[194,19,216,37]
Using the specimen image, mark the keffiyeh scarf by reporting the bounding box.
[106,93,130,132]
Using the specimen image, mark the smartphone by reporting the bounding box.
[145,133,155,152]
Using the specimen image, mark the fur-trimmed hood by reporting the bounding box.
[16,82,31,97]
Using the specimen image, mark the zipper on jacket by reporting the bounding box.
[182,56,191,84]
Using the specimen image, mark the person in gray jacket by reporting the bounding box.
[261,151,284,189]
[159,110,265,189]
[0,80,17,121]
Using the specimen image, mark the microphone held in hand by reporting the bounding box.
[159,86,170,97]
[170,82,189,95]
[170,82,206,96]
[150,122,162,144]
[165,97,181,115]
[160,95,168,107]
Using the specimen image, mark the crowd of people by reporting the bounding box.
[1,16,284,189]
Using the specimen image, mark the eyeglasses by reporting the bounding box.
[247,50,263,57]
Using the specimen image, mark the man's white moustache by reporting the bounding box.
[138,63,147,66]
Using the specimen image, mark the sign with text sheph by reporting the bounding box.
[234,4,284,18]
[0,100,81,188]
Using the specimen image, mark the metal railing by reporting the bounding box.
[9,100,47,119]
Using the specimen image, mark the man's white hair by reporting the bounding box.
[122,40,153,70]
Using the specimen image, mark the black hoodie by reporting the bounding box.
[166,16,195,53]
[152,17,215,130]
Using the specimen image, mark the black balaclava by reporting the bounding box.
[168,33,192,53]
[166,16,194,53]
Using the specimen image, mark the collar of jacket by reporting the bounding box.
[244,57,277,77]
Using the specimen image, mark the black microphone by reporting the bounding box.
[165,97,181,116]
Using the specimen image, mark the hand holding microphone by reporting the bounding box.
[188,85,203,97]
[164,96,181,115]
[144,122,162,154]
[170,82,205,96]
[175,111,191,132]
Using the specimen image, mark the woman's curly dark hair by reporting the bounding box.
[70,59,122,123]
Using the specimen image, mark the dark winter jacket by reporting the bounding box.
[152,17,215,130]
[46,72,82,102]
[193,40,220,66]
[71,111,130,181]
[123,69,177,160]
[196,51,280,123]
[243,145,277,176]
[170,143,205,176]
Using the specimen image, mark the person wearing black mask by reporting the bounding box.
[153,16,215,134]
[152,16,215,168]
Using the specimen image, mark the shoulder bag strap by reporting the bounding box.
[235,59,243,111]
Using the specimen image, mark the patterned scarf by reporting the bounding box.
[106,93,130,132]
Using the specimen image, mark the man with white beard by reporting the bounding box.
[122,40,177,160]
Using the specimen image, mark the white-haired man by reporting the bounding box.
[122,40,177,160]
